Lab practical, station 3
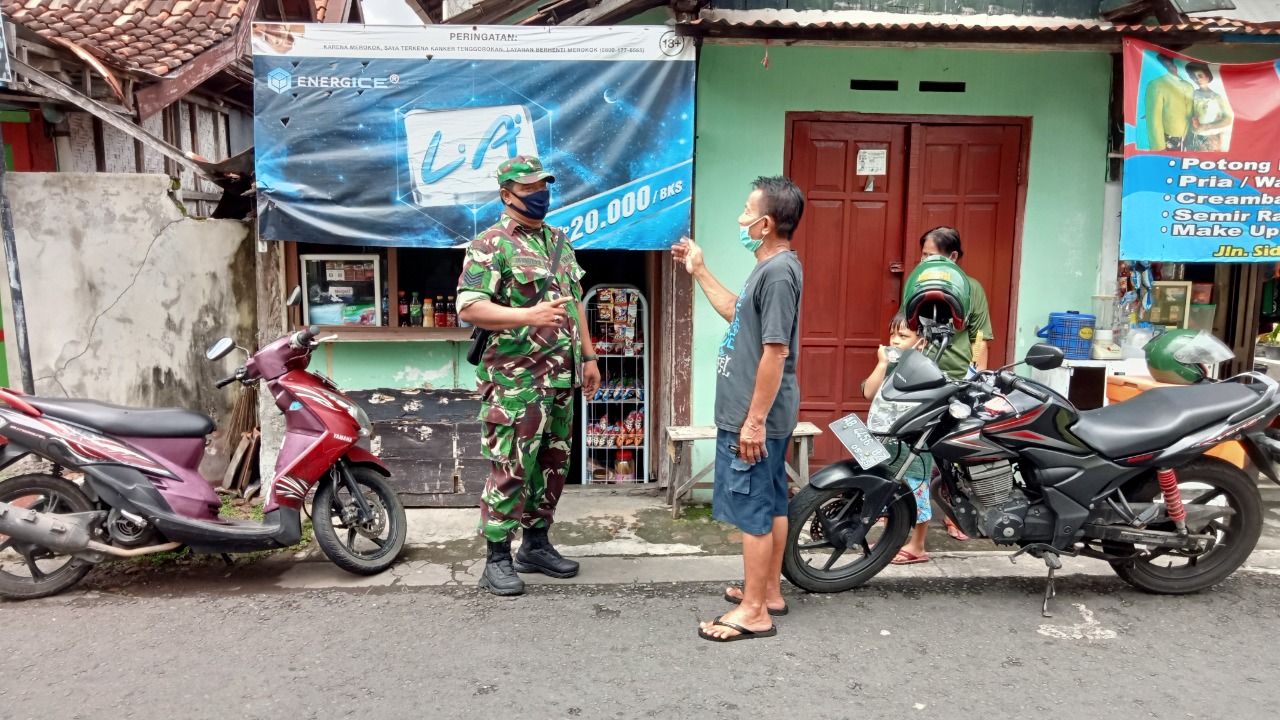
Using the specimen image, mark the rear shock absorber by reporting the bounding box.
[1157,468,1188,535]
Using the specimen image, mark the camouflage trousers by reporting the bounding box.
[477,383,574,543]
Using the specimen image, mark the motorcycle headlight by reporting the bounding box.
[867,396,920,435]
[351,403,372,438]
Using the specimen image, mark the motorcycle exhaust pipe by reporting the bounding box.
[0,501,182,560]
[0,500,99,556]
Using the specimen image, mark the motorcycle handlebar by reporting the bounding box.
[214,374,239,389]
[992,370,1050,402]
[291,325,320,349]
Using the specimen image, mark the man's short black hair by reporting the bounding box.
[752,176,805,239]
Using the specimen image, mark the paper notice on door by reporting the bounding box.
[857,149,887,176]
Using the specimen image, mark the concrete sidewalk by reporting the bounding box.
[75,483,1280,595]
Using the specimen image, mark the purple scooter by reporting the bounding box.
[0,287,406,599]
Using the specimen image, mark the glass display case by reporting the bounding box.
[300,254,382,327]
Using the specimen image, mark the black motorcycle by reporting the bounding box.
[782,336,1280,615]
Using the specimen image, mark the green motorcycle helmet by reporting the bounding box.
[1144,329,1235,384]
[902,255,971,332]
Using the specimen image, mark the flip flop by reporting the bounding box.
[944,518,971,542]
[723,590,789,616]
[891,549,930,565]
[698,616,778,642]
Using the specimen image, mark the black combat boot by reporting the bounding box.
[514,525,580,578]
[479,539,525,596]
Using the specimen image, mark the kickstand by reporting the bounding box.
[1008,543,1068,617]
[1041,552,1062,618]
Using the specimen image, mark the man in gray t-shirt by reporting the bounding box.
[673,176,805,642]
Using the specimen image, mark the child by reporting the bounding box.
[862,313,966,565]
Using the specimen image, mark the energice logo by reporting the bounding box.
[267,68,292,94]
[403,105,539,207]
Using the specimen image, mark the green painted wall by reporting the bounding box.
[690,44,1112,433]
[320,341,474,391]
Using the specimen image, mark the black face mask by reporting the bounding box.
[506,188,551,220]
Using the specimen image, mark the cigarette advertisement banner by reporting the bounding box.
[1122,38,1280,262]
[252,24,695,249]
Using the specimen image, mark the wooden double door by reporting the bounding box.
[786,114,1027,467]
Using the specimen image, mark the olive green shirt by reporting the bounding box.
[938,279,994,381]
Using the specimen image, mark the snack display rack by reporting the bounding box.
[580,285,649,484]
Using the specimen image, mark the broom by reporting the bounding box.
[220,382,260,494]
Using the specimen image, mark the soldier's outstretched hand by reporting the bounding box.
[526,296,574,328]
[581,360,601,397]
[671,236,703,275]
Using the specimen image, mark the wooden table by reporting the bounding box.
[664,422,823,519]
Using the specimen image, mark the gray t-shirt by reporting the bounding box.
[714,251,803,439]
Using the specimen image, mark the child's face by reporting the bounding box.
[888,323,921,350]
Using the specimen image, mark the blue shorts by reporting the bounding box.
[712,428,791,536]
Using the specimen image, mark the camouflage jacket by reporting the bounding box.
[457,214,585,389]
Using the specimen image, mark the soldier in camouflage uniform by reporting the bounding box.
[456,155,601,596]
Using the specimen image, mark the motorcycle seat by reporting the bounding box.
[1070,383,1261,459]
[25,397,216,438]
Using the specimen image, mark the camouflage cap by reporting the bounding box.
[497,155,555,185]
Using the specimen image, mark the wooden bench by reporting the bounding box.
[664,422,823,519]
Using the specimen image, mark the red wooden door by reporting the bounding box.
[788,117,1024,468]
[906,124,1022,367]
[789,120,909,467]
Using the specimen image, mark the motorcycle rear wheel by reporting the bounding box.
[781,484,915,593]
[0,474,96,600]
[312,467,407,575]
[1108,458,1261,595]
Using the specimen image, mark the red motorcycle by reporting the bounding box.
[0,288,406,599]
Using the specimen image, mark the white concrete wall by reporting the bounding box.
[1,173,254,426]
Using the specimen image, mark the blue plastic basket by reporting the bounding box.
[1036,311,1096,360]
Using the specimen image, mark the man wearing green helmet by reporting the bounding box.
[917,227,995,380]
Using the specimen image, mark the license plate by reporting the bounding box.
[829,413,892,470]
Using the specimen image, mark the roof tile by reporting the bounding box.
[6,0,248,75]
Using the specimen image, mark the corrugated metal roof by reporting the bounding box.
[684,7,1280,35]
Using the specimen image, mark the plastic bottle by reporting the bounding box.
[435,295,447,328]
[381,287,390,326]
[446,295,458,327]
[409,292,423,327]
[397,291,409,327]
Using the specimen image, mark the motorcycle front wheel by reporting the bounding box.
[312,466,407,575]
[782,484,915,593]
[1108,458,1262,595]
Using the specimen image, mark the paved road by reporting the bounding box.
[3,570,1280,720]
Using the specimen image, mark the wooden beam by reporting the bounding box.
[10,56,212,179]
[133,0,262,121]
[326,0,353,22]
[562,0,663,25]
[91,117,106,172]
[447,0,541,24]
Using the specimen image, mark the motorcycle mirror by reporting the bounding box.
[1025,343,1065,371]
[286,285,303,307]
[205,337,236,361]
